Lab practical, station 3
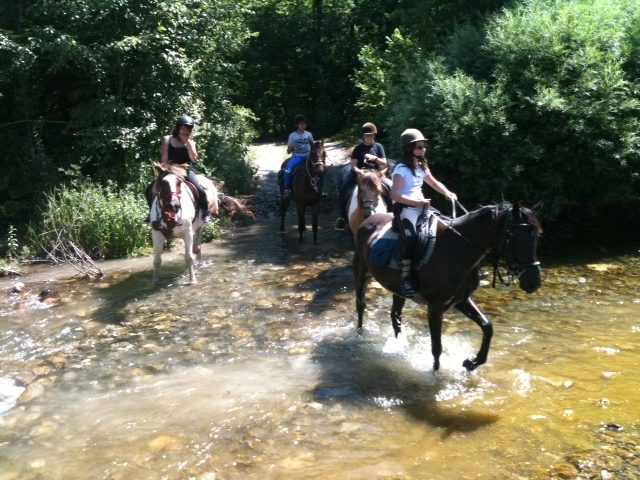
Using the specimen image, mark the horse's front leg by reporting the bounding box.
[297,203,307,242]
[183,230,197,284]
[455,298,493,371]
[390,294,406,338]
[427,302,445,371]
[353,249,370,333]
[279,191,289,232]
[151,231,165,283]
[311,202,320,244]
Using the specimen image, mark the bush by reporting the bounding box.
[363,0,640,242]
[35,182,152,259]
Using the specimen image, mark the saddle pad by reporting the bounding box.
[369,222,399,268]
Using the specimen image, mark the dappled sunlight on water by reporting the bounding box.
[1,213,639,478]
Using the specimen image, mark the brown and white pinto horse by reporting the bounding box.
[346,169,387,239]
[150,163,218,284]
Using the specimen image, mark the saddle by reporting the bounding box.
[369,210,439,270]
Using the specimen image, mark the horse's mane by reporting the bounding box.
[459,202,542,233]
[154,162,188,180]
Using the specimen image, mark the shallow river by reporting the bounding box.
[1,204,640,479]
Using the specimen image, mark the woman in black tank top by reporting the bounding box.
[160,115,212,223]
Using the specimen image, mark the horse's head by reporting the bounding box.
[153,163,187,216]
[497,202,542,293]
[356,169,384,219]
[308,140,326,176]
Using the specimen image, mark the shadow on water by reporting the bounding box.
[309,335,500,436]
[91,264,185,325]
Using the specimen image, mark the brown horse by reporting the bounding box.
[353,202,542,372]
[346,169,387,238]
[279,140,327,243]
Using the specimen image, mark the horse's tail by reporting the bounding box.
[220,194,256,220]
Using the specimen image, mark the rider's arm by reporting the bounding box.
[390,172,429,209]
[161,136,169,167]
[286,133,294,154]
[424,172,457,200]
[179,130,198,162]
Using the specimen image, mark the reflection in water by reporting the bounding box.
[1,212,639,479]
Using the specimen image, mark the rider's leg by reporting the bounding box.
[186,169,212,222]
[283,155,305,194]
[335,169,355,229]
[395,207,418,297]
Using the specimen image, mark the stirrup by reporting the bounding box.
[334,217,346,230]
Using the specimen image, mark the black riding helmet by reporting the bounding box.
[176,115,195,129]
[172,115,195,138]
[294,114,307,126]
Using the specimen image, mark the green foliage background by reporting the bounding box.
[1,0,639,255]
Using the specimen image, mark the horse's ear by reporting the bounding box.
[532,201,543,213]
[512,200,521,222]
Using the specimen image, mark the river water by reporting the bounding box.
[1,144,639,479]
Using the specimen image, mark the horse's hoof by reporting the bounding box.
[433,360,440,371]
[463,358,478,371]
[356,327,363,336]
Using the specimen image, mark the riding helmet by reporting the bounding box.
[294,114,307,125]
[176,115,195,129]
[400,128,427,150]
[362,122,377,134]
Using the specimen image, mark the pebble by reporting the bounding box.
[148,435,182,453]
[11,282,24,293]
[18,382,45,405]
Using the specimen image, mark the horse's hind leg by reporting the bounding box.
[183,232,197,284]
[455,298,493,371]
[279,195,289,232]
[390,294,406,337]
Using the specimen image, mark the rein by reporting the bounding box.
[439,205,538,288]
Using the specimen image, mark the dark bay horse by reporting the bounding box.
[353,202,542,372]
[279,140,327,243]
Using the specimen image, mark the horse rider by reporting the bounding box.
[335,122,390,230]
[390,128,457,297]
[282,114,326,199]
[161,115,212,223]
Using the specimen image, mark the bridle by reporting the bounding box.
[486,210,541,287]
[306,144,326,193]
[439,204,540,287]
[152,171,183,230]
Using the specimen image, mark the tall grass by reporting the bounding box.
[36,182,152,259]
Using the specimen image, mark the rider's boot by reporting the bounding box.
[399,259,416,298]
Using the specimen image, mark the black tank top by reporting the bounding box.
[168,138,191,165]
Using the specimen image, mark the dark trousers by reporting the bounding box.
[185,168,209,211]
[393,204,417,261]
[337,167,356,219]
